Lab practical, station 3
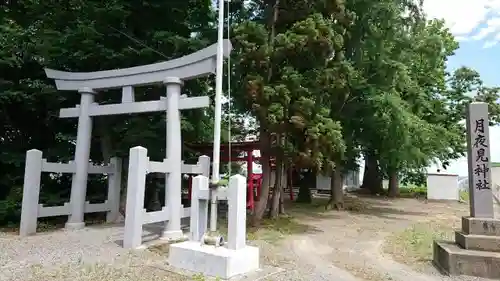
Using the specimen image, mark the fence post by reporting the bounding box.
[20,149,43,236]
[123,147,148,249]
[106,157,122,223]
[198,155,210,177]
[190,175,209,241]
[227,174,247,250]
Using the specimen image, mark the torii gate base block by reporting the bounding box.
[169,241,259,279]
[168,175,259,280]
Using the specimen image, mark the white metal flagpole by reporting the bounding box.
[210,0,225,232]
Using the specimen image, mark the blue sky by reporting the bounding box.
[424,0,500,176]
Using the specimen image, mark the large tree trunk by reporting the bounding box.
[360,161,369,189]
[269,157,284,218]
[279,186,286,214]
[296,169,313,203]
[362,153,383,194]
[361,153,375,189]
[279,164,287,214]
[372,161,384,195]
[251,129,272,226]
[326,166,344,210]
[387,170,399,198]
[252,0,280,226]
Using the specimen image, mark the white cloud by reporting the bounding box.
[423,0,500,48]
[483,40,498,48]
[471,25,496,41]
[454,36,470,42]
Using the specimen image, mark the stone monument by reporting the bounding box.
[168,174,260,279]
[433,102,500,278]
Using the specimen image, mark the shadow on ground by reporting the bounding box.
[348,198,429,220]
[286,195,430,222]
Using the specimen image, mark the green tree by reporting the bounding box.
[0,0,216,223]
[232,1,348,223]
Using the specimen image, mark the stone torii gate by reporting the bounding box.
[44,40,232,239]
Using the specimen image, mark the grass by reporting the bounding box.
[398,185,427,198]
[215,215,311,244]
[383,219,459,267]
[351,184,428,199]
[384,184,470,203]
[459,190,469,202]
[246,215,311,243]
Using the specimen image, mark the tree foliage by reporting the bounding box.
[1,0,499,225]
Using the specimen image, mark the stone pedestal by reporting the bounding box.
[168,241,260,279]
[168,175,260,280]
[433,217,500,278]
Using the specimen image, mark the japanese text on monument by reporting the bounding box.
[473,118,490,190]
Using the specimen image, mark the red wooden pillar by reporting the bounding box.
[247,149,254,210]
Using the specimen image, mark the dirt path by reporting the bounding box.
[287,235,360,281]
[279,196,478,281]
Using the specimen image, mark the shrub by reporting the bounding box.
[399,184,427,197]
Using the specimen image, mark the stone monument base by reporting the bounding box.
[168,241,260,279]
[433,217,500,279]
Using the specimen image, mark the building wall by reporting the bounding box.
[492,166,500,189]
[426,173,459,200]
[315,170,361,191]
[491,166,500,203]
[261,168,361,190]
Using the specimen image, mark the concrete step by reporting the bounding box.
[462,216,500,236]
[455,231,500,252]
[433,240,500,279]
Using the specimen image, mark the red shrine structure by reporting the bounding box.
[184,141,295,210]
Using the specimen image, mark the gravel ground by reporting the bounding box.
[0,224,176,281]
[0,196,496,281]
[0,220,347,281]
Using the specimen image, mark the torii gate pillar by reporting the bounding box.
[66,87,95,229]
[162,77,184,240]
